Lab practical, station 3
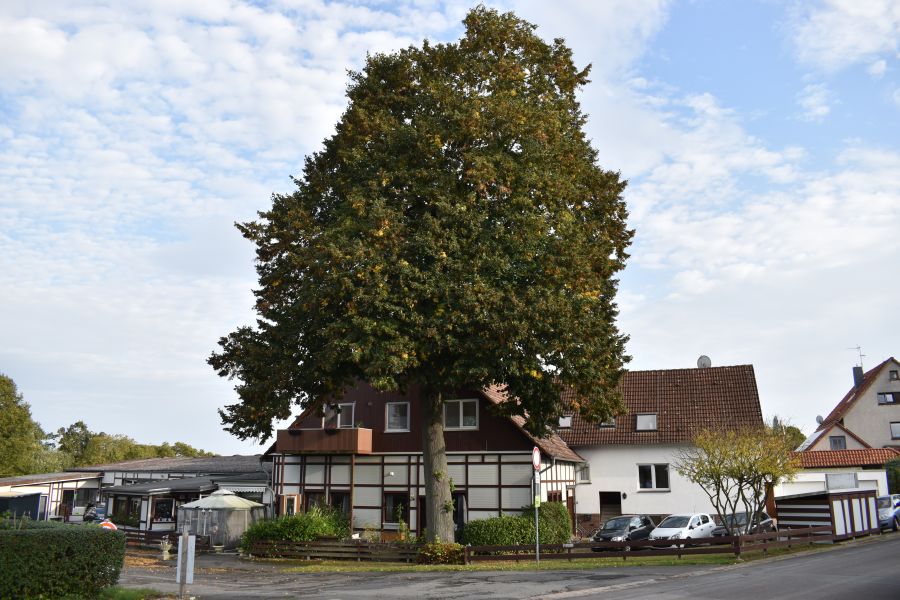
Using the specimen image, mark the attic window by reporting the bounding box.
[599,418,616,429]
[558,415,573,428]
[890,370,899,381]
[878,393,899,405]
[636,414,658,431]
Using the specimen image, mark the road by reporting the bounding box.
[120,534,899,599]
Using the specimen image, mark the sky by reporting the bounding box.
[1,0,898,455]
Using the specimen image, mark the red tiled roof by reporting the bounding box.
[557,365,764,446]
[818,357,900,431]
[792,448,900,469]
[480,385,584,463]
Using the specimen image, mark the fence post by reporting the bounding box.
[733,535,741,560]
[464,545,470,566]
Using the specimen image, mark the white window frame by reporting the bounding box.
[323,403,355,429]
[385,402,410,433]
[891,422,900,440]
[577,463,591,482]
[635,413,658,431]
[637,463,670,491]
[444,399,479,430]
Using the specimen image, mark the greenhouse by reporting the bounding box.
[176,489,266,549]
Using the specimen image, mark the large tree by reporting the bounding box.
[0,374,46,477]
[210,7,632,542]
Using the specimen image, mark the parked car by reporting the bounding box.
[711,511,776,537]
[591,514,655,550]
[877,494,900,531]
[648,513,716,545]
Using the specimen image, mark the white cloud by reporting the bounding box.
[789,0,900,71]
[867,59,887,78]
[796,83,831,121]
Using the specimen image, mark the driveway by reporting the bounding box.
[119,533,900,599]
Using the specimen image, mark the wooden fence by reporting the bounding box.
[247,538,419,562]
[463,525,834,564]
[123,529,210,551]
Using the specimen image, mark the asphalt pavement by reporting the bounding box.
[119,533,900,599]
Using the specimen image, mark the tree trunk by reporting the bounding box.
[421,390,455,542]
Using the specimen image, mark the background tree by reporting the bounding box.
[0,374,47,477]
[674,428,799,535]
[767,415,806,450]
[210,7,632,542]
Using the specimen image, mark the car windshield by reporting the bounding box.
[659,516,690,528]
[878,497,891,508]
[602,517,632,530]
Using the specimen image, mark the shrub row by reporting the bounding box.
[416,541,465,564]
[240,506,351,552]
[0,519,126,599]
[460,502,572,546]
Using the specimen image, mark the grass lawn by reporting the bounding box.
[97,587,174,600]
[277,545,829,573]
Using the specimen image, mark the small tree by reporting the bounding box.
[674,428,799,535]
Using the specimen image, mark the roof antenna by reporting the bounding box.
[847,345,865,370]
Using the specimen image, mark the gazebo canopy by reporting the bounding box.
[179,489,263,510]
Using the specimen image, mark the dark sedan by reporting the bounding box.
[592,514,655,550]
[712,511,776,536]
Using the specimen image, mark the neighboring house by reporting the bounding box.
[265,381,583,538]
[556,364,764,532]
[774,448,899,497]
[0,471,101,520]
[799,357,900,451]
[65,455,274,532]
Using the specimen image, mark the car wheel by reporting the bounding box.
[893,516,899,532]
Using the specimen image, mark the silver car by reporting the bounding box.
[877,494,900,531]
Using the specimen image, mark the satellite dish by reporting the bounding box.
[697,355,712,369]
[815,415,824,425]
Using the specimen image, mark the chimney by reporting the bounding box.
[852,366,864,389]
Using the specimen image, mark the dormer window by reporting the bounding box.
[323,403,354,429]
[636,413,658,431]
[558,415,573,428]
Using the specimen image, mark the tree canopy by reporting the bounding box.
[210,6,632,541]
[0,374,48,477]
[211,6,631,439]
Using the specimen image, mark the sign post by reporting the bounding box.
[532,446,541,563]
[176,529,196,600]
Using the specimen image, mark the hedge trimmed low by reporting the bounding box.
[460,502,572,546]
[0,519,126,599]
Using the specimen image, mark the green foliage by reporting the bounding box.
[887,457,900,495]
[0,373,47,477]
[0,519,126,599]
[416,541,465,564]
[461,502,571,546]
[240,506,351,552]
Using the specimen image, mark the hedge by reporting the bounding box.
[460,502,572,546]
[0,519,126,599]
[240,506,351,552]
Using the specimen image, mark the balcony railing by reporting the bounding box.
[275,427,373,454]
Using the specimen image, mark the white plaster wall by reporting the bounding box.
[843,365,900,447]
[773,468,888,497]
[573,444,716,516]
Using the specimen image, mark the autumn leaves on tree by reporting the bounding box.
[209,7,632,542]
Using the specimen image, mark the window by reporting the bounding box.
[890,370,899,381]
[284,496,297,516]
[829,435,847,450]
[383,492,410,524]
[636,414,657,431]
[323,403,354,429]
[878,393,899,405]
[558,415,573,428]
[700,514,710,525]
[637,464,670,490]
[304,491,325,511]
[329,491,351,515]
[599,418,616,428]
[153,498,174,521]
[385,402,410,432]
[826,473,858,490]
[577,463,591,482]
[444,399,478,430]
[891,422,900,440]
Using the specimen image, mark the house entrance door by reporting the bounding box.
[598,491,622,525]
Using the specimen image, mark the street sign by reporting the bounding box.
[532,446,541,471]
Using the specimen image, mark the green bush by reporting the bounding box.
[460,502,572,546]
[241,506,351,552]
[416,541,464,564]
[0,519,126,599]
